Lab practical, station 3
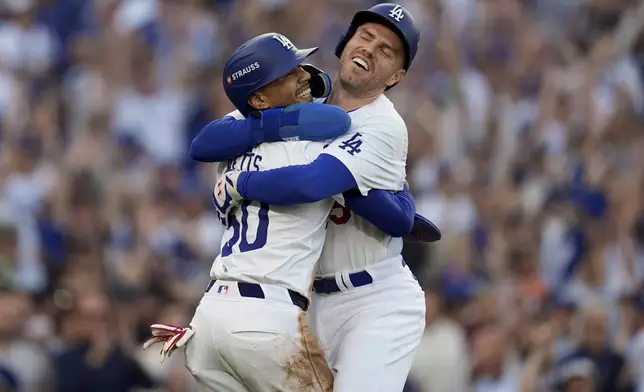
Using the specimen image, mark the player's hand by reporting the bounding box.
[301,64,332,99]
[249,102,351,143]
[213,170,243,227]
[143,324,196,363]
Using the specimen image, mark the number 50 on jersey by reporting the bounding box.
[221,201,270,256]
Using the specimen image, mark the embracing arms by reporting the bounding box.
[195,105,439,240]
[190,103,351,162]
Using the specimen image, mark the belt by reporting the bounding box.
[313,260,408,294]
[206,279,309,311]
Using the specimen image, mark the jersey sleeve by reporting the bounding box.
[226,110,244,120]
[321,115,407,196]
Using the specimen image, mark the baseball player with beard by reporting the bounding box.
[144,31,427,392]
[195,4,437,391]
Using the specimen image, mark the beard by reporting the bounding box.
[338,57,389,96]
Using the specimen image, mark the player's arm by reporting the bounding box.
[216,127,442,240]
[343,185,415,237]
[236,154,355,204]
[190,114,257,162]
[236,116,407,204]
[231,153,414,235]
[190,103,351,162]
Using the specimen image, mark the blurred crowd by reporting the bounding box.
[403,0,644,391]
[0,0,643,391]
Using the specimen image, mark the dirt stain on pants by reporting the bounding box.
[284,311,333,391]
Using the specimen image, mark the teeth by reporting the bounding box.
[352,57,369,71]
[297,88,311,98]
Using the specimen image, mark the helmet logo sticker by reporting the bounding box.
[229,62,261,83]
[388,5,405,22]
[272,34,295,50]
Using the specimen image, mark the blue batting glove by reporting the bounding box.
[249,103,351,143]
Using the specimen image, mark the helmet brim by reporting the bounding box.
[254,46,319,93]
[271,47,318,85]
[294,47,319,64]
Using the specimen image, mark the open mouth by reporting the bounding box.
[351,56,369,71]
[296,86,311,99]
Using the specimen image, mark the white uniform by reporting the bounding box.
[310,95,426,392]
[185,111,334,392]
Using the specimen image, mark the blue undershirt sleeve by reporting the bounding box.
[190,116,261,162]
[343,187,415,237]
[237,154,358,205]
[236,154,414,236]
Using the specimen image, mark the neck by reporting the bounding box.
[326,75,382,111]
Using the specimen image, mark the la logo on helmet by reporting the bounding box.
[273,34,295,50]
[389,5,404,22]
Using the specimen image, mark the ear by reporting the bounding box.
[248,92,270,111]
[385,69,406,89]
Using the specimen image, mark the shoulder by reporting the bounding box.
[225,110,245,120]
[353,95,407,136]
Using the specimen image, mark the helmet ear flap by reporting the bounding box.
[301,64,332,99]
[334,26,355,59]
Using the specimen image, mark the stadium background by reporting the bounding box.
[0,0,644,391]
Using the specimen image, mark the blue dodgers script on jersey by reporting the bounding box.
[221,152,270,257]
[338,133,363,156]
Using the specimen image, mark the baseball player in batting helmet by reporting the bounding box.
[336,3,419,75]
[333,2,420,94]
[222,32,332,117]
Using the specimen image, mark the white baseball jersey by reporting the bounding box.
[210,110,333,296]
[316,94,408,275]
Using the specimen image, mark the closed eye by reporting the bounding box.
[359,28,376,41]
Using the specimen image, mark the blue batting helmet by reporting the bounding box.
[335,3,420,72]
[223,33,318,117]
